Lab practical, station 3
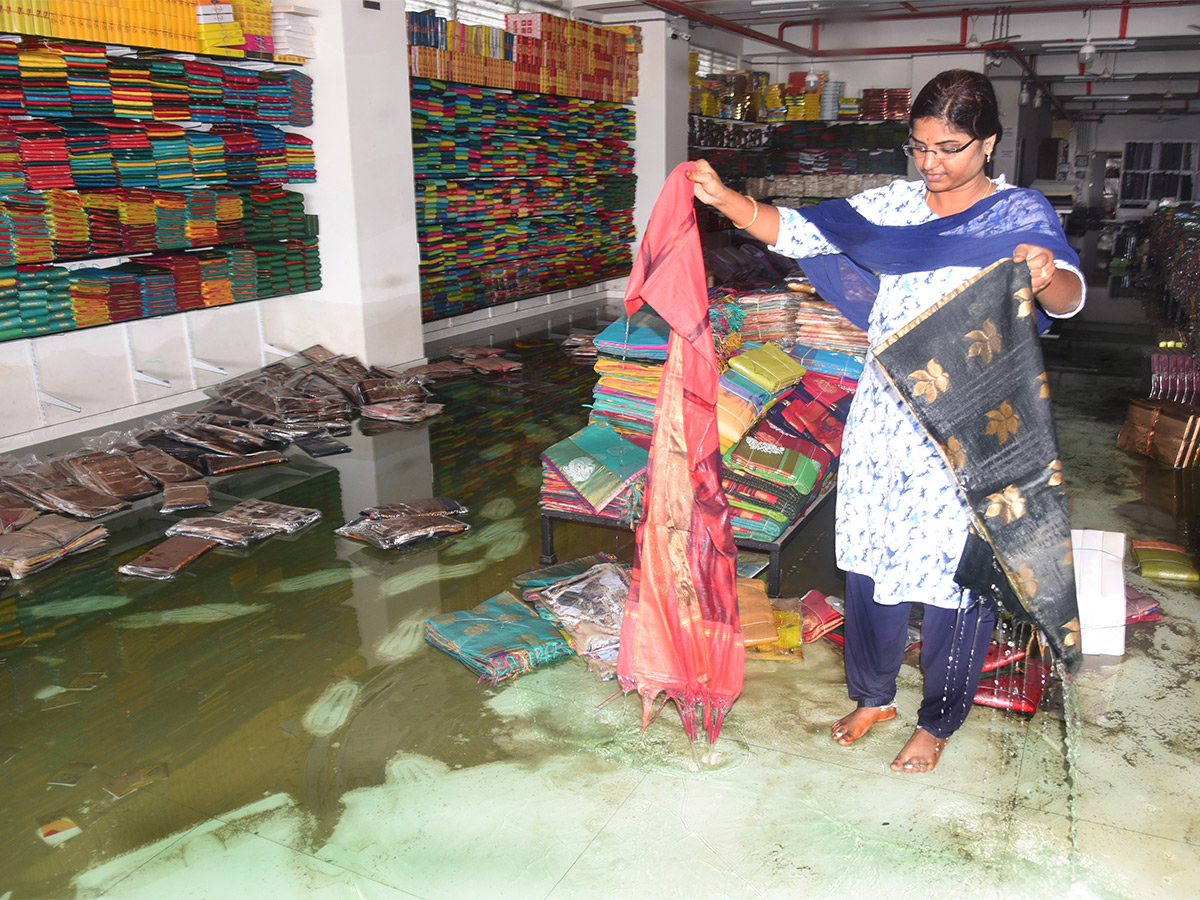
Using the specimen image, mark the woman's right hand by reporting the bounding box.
[688,159,730,206]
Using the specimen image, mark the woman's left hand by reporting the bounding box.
[1012,244,1058,295]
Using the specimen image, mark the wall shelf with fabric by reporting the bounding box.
[406,12,642,325]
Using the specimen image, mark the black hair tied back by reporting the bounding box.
[910,69,1003,145]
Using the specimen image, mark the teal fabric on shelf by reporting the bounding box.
[424,591,574,686]
[594,306,671,360]
[541,420,648,512]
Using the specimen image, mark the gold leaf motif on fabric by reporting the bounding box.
[1018,564,1038,598]
[1037,372,1050,399]
[985,484,1026,524]
[965,319,1002,365]
[1061,617,1081,647]
[465,624,490,636]
[1047,459,1063,487]
[909,359,949,403]
[498,613,521,623]
[1014,286,1034,318]
[945,435,966,469]
[985,400,1019,444]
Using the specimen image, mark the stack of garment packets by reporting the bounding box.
[589,306,670,445]
[539,420,648,522]
[424,590,574,686]
[518,555,630,680]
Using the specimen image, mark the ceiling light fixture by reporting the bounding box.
[1018,84,1031,106]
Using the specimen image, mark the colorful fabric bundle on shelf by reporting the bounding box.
[539,420,648,520]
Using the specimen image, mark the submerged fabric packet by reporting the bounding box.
[160,481,210,514]
[200,450,288,476]
[736,576,778,648]
[799,589,844,643]
[362,498,467,518]
[512,552,619,593]
[118,535,218,579]
[424,590,573,686]
[872,259,1081,672]
[127,445,204,483]
[220,499,321,533]
[534,562,631,659]
[1131,539,1198,582]
[64,452,157,500]
[165,517,277,547]
[334,514,468,550]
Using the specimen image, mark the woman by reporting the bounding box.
[689,69,1084,773]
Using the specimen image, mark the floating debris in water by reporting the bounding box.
[479,498,517,520]
[35,684,68,700]
[117,603,269,628]
[302,681,359,736]
[263,569,353,593]
[375,619,426,662]
[24,595,131,618]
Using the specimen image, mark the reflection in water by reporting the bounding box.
[301,680,361,736]
[117,603,271,628]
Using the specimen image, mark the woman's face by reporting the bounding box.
[909,116,996,193]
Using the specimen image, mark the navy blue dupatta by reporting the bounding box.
[792,187,1078,332]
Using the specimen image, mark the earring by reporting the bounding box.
[986,151,992,162]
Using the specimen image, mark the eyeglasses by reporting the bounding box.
[901,136,979,159]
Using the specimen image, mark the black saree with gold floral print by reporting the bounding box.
[872,258,1082,673]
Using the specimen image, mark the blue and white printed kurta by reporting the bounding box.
[771,177,1085,609]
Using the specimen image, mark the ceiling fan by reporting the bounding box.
[1064,53,1135,82]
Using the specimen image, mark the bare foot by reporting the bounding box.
[831,703,896,746]
[890,727,947,773]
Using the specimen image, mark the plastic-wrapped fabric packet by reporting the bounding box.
[127,445,204,484]
[61,452,158,501]
[356,376,427,405]
[402,360,471,380]
[134,432,210,468]
[2,471,127,519]
[361,498,467,518]
[118,535,218,579]
[200,451,289,476]
[220,499,321,533]
[160,482,210,514]
[469,356,522,375]
[165,517,278,547]
[447,345,506,360]
[334,515,469,550]
[1,507,39,533]
[359,402,444,423]
[0,515,108,578]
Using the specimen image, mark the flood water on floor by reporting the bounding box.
[1,328,1198,900]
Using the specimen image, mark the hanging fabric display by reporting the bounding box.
[616,162,743,742]
[871,258,1081,671]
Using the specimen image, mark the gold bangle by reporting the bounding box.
[731,195,758,230]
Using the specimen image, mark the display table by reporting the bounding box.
[539,483,834,597]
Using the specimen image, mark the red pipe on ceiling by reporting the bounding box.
[770,0,1199,30]
[632,0,813,55]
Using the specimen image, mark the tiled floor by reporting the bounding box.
[2,284,1198,900]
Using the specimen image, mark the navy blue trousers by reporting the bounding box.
[843,571,996,740]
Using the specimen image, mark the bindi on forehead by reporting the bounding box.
[910,118,972,144]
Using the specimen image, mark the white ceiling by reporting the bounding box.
[573,0,1200,118]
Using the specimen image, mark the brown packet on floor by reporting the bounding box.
[200,451,289,476]
[118,536,218,579]
[220,499,321,533]
[127,445,204,484]
[333,515,469,550]
[161,482,210,514]
[165,517,278,547]
[362,498,467,518]
[63,452,158,501]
